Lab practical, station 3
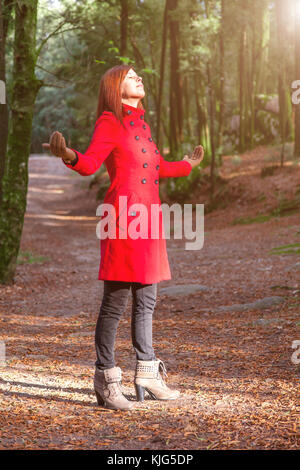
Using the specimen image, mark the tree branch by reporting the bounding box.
[35,63,74,83]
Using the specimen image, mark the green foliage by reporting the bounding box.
[231,188,300,226]
[231,214,272,225]
[269,243,300,255]
[270,191,300,218]
[17,251,50,265]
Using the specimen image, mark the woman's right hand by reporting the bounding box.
[42,131,76,164]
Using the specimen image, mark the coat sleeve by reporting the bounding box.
[63,113,119,176]
[159,154,193,178]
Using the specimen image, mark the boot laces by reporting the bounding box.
[158,359,168,378]
[108,381,123,398]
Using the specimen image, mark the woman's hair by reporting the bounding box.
[96,64,144,126]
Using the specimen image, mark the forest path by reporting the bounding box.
[0,152,299,449]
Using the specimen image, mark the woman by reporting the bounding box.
[43,64,204,411]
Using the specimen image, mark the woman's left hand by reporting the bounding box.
[182,145,204,169]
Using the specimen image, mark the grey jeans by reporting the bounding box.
[95,280,158,370]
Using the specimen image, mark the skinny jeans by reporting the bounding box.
[95,280,158,370]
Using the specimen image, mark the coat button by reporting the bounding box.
[141,148,146,153]
[143,163,148,168]
[155,149,159,154]
[156,164,159,170]
[155,179,159,184]
[141,178,147,184]
[130,121,134,126]
[140,115,144,120]
[127,110,132,115]
[135,135,140,140]
[143,124,146,129]
[148,137,153,142]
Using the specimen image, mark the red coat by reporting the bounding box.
[63,102,192,284]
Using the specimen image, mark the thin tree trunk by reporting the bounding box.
[0,0,13,207]
[194,73,205,147]
[218,0,225,150]
[294,0,300,157]
[207,63,216,205]
[156,0,169,147]
[248,0,257,148]
[204,0,216,204]
[0,0,43,284]
[168,0,183,155]
[276,0,288,166]
[184,75,192,137]
[256,4,270,95]
[239,26,246,153]
[120,0,128,56]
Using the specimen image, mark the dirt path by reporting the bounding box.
[0,152,299,449]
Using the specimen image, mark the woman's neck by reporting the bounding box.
[121,98,139,108]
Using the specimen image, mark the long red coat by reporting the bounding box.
[63,103,192,284]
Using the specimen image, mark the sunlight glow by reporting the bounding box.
[293,0,300,18]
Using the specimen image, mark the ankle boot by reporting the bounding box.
[134,358,180,402]
[94,366,135,411]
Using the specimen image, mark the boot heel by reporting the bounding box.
[135,383,145,402]
[95,390,105,406]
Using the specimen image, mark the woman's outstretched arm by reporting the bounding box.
[159,145,204,178]
[43,113,119,176]
[159,155,193,178]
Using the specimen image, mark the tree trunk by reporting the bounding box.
[120,0,128,56]
[204,0,216,203]
[255,1,270,96]
[193,73,207,148]
[276,0,288,166]
[184,75,192,137]
[217,0,225,150]
[168,0,183,155]
[294,0,300,158]
[239,26,246,153]
[0,0,13,207]
[156,0,169,148]
[0,0,43,284]
[207,63,216,205]
[248,0,257,148]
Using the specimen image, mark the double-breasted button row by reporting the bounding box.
[141,163,159,170]
[141,178,159,184]
[134,136,153,143]
[128,114,144,124]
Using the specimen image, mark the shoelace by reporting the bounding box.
[158,359,168,378]
[107,381,123,398]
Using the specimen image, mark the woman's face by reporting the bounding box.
[120,68,145,100]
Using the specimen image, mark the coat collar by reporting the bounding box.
[122,102,145,119]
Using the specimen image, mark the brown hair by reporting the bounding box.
[96,64,144,126]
